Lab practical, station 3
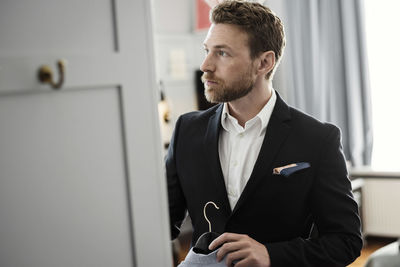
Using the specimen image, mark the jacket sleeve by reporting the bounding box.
[165,116,187,240]
[265,125,363,267]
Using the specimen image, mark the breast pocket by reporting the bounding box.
[273,162,311,177]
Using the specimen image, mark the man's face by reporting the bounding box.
[201,23,257,103]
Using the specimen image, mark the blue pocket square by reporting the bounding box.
[273,162,311,177]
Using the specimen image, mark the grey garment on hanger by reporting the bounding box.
[177,248,227,267]
[364,241,400,267]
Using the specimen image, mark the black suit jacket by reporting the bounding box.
[166,93,362,266]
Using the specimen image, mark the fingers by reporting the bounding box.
[209,232,246,250]
[208,233,271,267]
[216,239,248,262]
[231,258,253,267]
[224,248,249,266]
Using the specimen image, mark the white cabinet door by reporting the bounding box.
[0,1,172,267]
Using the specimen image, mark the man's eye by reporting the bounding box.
[218,50,227,56]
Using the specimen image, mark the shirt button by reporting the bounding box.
[233,161,238,166]
[239,133,244,137]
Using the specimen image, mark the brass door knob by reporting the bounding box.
[38,60,66,89]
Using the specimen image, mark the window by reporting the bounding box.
[365,0,400,170]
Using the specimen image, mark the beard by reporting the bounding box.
[201,66,255,103]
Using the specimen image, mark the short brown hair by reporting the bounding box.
[211,1,286,79]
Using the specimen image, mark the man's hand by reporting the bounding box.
[208,232,271,267]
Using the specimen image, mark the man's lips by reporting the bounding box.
[205,80,218,85]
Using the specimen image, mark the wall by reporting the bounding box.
[153,0,193,34]
[152,0,208,145]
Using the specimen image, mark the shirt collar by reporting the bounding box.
[220,89,277,136]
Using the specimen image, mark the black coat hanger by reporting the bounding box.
[193,201,221,254]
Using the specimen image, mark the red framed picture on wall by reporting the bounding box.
[195,0,211,31]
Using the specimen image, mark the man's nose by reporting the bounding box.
[200,54,215,73]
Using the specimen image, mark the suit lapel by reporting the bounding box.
[203,104,232,216]
[232,94,292,214]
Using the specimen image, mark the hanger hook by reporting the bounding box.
[203,201,220,232]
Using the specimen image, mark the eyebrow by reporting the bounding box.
[203,44,233,51]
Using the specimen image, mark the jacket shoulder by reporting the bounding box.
[179,104,221,125]
[288,106,340,134]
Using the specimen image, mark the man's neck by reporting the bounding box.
[227,79,273,127]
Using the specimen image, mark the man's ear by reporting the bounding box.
[257,51,275,76]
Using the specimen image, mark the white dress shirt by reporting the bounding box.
[218,89,276,210]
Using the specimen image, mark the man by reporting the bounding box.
[166,1,362,266]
